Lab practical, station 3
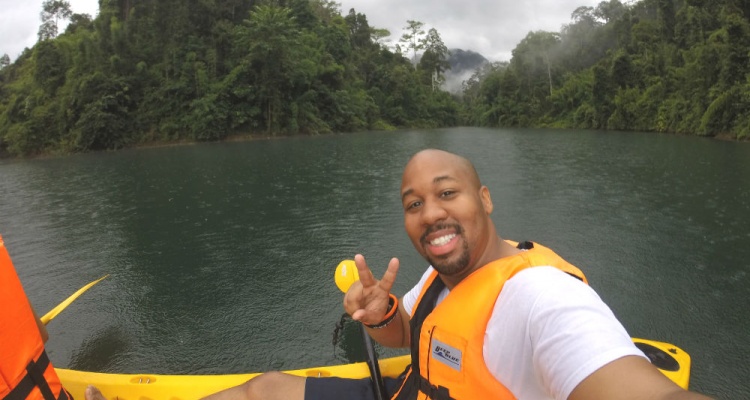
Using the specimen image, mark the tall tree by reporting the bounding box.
[344,9,372,49]
[418,28,450,91]
[0,54,10,70]
[400,20,425,69]
[64,13,94,35]
[38,0,73,40]
[512,31,560,97]
[657,0,676,40]
[237,5,301,134]
[370,28,391,48]
[594,0,627,23]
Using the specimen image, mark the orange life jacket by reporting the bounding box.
[0,235,71,400]
[391,240,587,400]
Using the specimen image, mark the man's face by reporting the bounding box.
[400,151,492,277]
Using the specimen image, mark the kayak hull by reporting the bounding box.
[57,355,411,399]
[56,338,690,399]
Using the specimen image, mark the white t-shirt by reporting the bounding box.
[402,266,647,400]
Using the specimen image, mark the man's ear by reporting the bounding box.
[480,186,493,214]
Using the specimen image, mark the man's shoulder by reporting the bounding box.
[500,266,600,308]
[507,265,589,288]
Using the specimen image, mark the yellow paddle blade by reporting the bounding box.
[41,274,109,325]
[334,260,359,293]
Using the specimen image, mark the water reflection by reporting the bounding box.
[1,129,747,397]
[69,325,132,372]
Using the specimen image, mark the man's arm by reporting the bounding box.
[568,355,713,400]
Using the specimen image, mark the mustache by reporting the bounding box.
[420,223,463,244]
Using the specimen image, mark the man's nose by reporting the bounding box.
[421,200,448,225]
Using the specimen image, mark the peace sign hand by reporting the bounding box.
[343,254,400,326]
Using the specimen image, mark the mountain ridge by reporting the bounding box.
[444,48,489,93]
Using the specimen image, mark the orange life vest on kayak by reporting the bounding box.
[0,235,71,400]
[391,241,587,400]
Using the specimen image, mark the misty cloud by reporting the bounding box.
[338,0,601,61]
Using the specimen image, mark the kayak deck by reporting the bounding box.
[56,338,690,399]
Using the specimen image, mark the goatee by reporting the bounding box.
[427,238,470,276]
[421,222,469,276]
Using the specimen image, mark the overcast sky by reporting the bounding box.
[2,0,600,63]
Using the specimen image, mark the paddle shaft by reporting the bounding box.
[360,324,388,400]
[334,259,388,400]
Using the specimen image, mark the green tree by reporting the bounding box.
[657,0,676,40]
[512,31,560,97]
[370,28,391,48]
[400,20,425,69]
[38,0,73,40]
[33,40,67,94]
[560,6,601,70]
[418,27,450,91]
[64,13,94,35]
[236,5,302,134]
[0,54,9,70]
[69,75,134,150]
[594,0,627,23]
[344,9,373,49]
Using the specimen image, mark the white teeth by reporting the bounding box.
[430,234,456,246]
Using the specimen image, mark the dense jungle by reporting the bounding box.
[1,0,749,157]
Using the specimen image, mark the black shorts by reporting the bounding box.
[304,376,405,400]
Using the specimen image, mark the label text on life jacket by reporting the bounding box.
[431,339,462,371]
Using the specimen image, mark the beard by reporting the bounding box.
[421,222,470,276]
[428,239,471,276]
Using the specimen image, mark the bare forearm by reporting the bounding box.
[569,356,713,400]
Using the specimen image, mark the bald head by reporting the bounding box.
[402,149,482,194]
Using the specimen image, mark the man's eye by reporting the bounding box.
[441,190,455,197]
[407,201,422,210]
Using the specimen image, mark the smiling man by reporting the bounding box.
[195,148,711,400]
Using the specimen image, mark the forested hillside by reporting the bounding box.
[461,0,750,139]
[0,0,457,156]
[2,0,749,158]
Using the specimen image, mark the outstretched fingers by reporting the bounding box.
[378,257,400,293]
[349,255,401,325]
[353,254,400,292]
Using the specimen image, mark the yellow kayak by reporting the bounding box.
[56,337,691,399]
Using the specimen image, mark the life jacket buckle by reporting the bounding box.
[418,376,455,400]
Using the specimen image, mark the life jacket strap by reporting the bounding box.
[418,375,455,400]
[516,240,584,282]
[3,350,70,400]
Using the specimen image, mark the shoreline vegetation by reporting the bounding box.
[4,127,744,162]
[0,130,381,160]
[2,0,750,159]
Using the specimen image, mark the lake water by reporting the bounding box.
[1,128,747,398]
